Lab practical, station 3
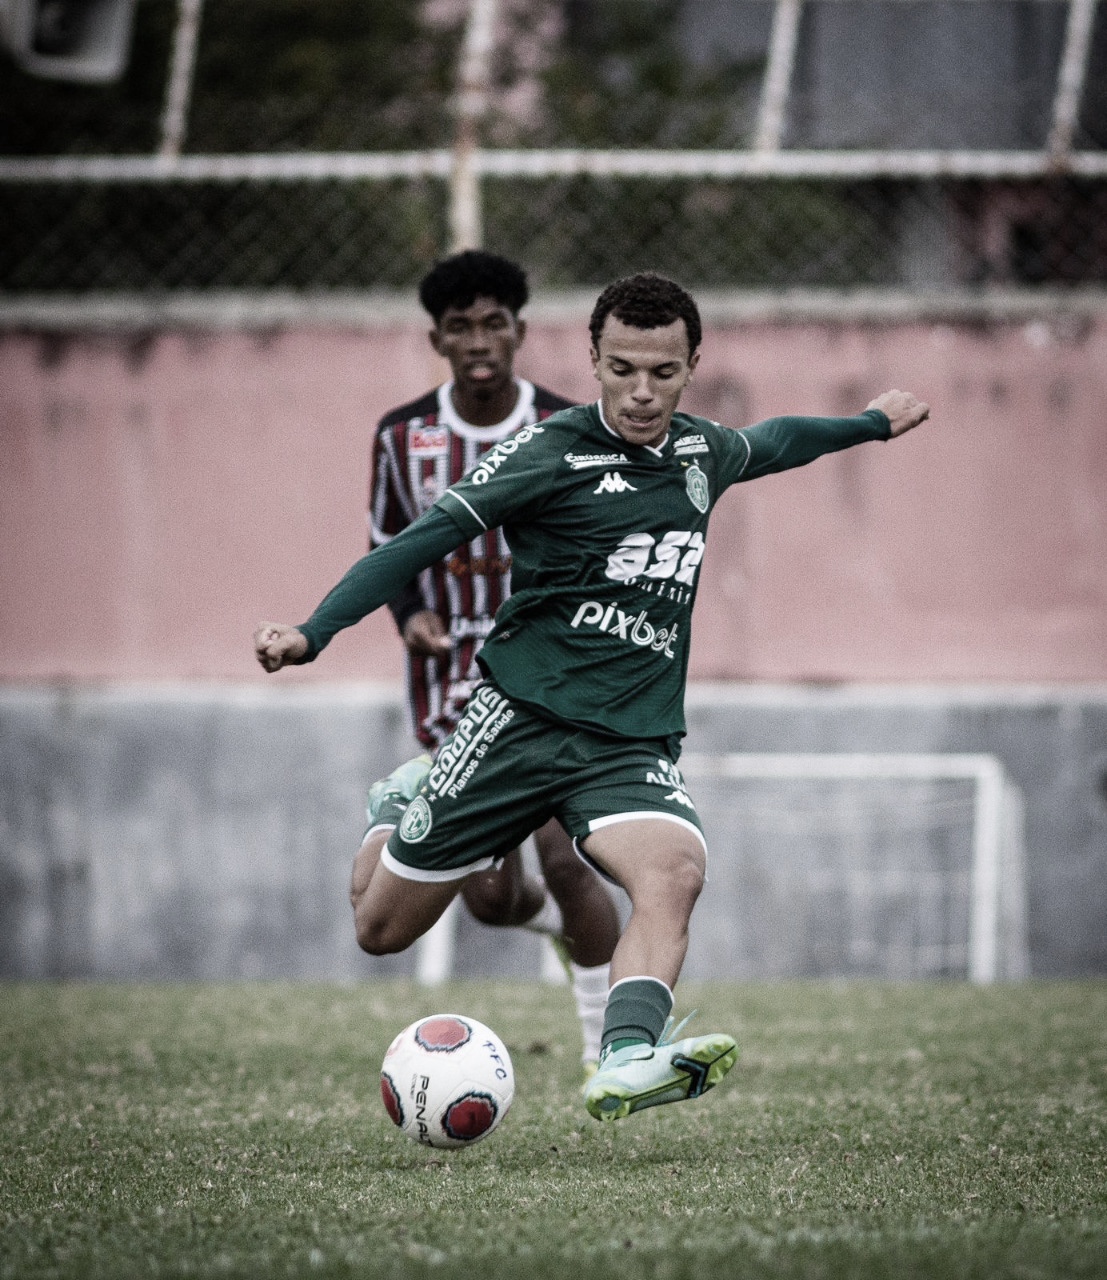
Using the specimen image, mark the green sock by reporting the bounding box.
[599,977,673,1062]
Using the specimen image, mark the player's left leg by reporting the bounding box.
[567,809,737,1122]
[531,818,618,1071]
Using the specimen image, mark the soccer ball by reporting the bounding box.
[380,1014,514,1149]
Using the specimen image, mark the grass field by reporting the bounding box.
[2,980,1105,1280]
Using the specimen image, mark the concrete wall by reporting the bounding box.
[2,684,1104,982]
[3,304,1106,684]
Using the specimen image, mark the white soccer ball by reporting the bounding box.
[380,1013,514,1149]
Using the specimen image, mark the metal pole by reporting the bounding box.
[449,0,499,252]
[159,0,205,161]
[754,0,804,154]
[1047,0,1099,161]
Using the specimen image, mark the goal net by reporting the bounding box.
[679,753,1028,983]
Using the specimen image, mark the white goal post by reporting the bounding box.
[679,752,1028,985]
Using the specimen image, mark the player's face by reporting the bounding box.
[591,315,699,449]
[430,296,525,402]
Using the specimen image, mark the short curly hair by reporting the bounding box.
[418,250,529,323]
[589,272,702,355]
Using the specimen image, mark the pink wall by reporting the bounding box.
[3,312,1105,683]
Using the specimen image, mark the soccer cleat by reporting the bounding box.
[365,753,433,827]
[583,1020,738,1122]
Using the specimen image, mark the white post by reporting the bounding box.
[449,0,499,252]
[158,0,205,161]
[1047,0,1099,160]
[415,897,460,987]
[754,0,804,154]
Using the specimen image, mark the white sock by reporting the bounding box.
[570,961,610,1065]
[522,890,562,937]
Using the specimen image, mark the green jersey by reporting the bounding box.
[297,403,890,740]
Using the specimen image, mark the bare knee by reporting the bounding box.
[354,913,407,956]
[460,852,543,926]
[462,868,519,923]
[539,841,594,904]
[630,840,705,916]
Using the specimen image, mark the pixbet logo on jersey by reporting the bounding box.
[570,600,678,658]
[468,424,544,485]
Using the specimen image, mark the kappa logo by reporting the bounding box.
[594,471,638,495]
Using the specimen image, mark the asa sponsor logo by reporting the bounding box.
[570,600,678,659]
[565,450,629,470]
[605,530,706,589]
[468,424,544,485]
[593,471,637,495]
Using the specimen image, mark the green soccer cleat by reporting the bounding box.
[583,1020,738,1122]
[365,753,433,827]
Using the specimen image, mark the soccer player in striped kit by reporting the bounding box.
[367,251,619,1072]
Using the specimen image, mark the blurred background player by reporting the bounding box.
[367,249,619,1072]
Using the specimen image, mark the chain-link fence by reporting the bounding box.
[2,0,1106,294]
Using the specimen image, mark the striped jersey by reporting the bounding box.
[369,378,575,747]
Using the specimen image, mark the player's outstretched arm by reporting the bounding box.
[867,389,930,438]
[254,622,309,673]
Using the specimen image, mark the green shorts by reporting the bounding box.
[377,682,705,883]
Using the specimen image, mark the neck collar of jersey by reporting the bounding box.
[595,400,669,457]
[439,379,535,441]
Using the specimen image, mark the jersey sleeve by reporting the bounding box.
[296,506,467,661]
[721,408,891,486]
[368,418,428,635]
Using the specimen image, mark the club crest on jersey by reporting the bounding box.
[399,795,433,843]
[411,427,449,455]
[685,462,709,513]
[594,471,637,495]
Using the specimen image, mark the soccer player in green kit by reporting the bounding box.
[255,272,931,1121]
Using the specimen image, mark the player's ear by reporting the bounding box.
[514,317,527,348]
[429,325,444,356]
[590,345,601,381]
[687,349,701,379]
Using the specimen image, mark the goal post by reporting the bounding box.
[679,752,1028,985]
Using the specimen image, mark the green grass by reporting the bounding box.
[2,981,1105,1280]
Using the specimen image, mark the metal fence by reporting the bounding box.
[2,0,1106,295]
